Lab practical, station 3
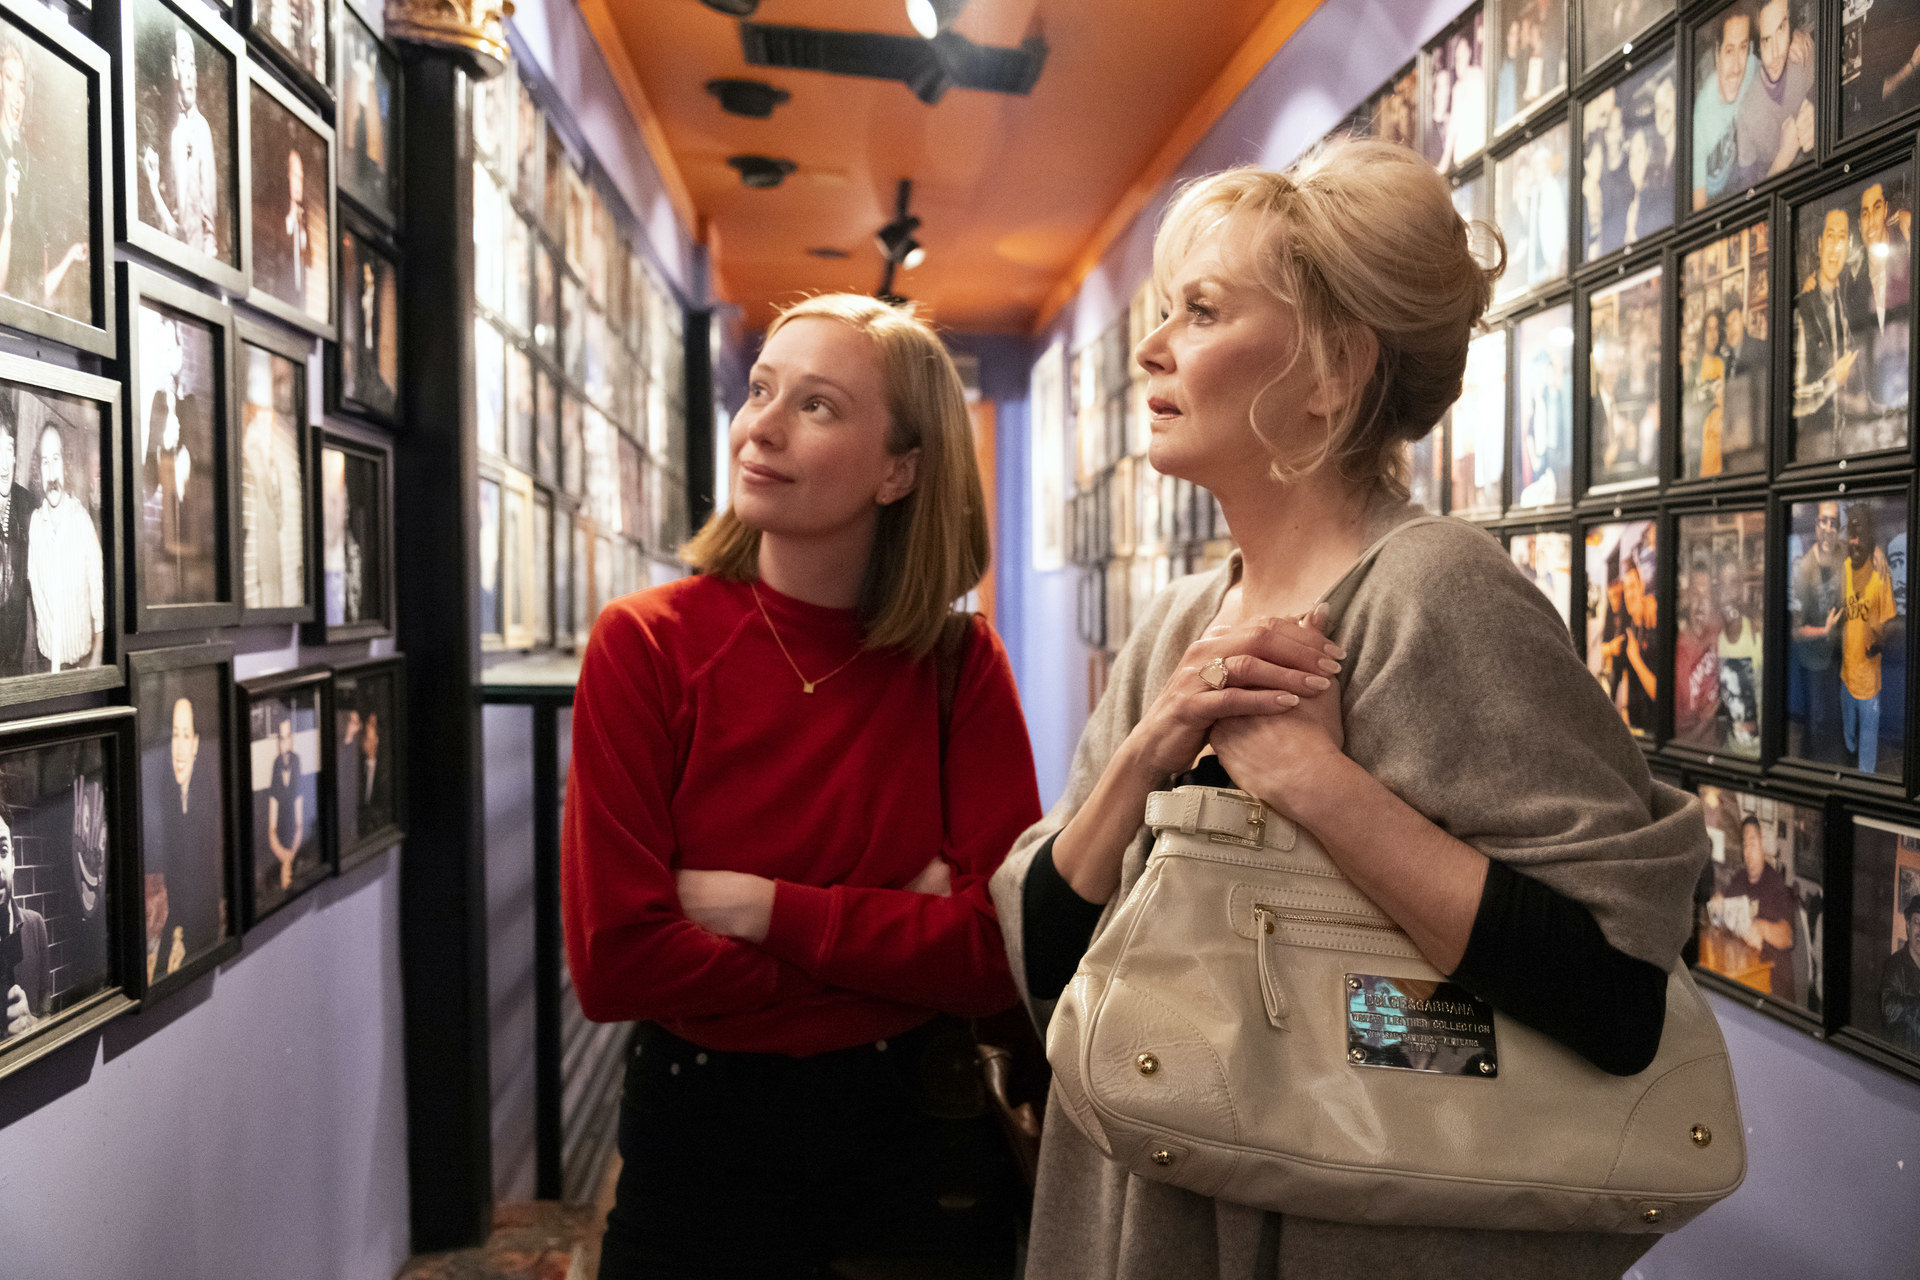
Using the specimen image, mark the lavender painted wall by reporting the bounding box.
[989,1,1920,1273]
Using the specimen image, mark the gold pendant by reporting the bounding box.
[802,682,816,694]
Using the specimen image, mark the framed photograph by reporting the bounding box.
[1673,508,1766,758]
[1846,814,1920,1067]
[313,428,392,642]
[0,0,114,356]
[534,244,557,355]
[583,405,615,530]
[1449,328,1508,517]
[561,391,582,500]
[1580,0,1671,73]
[618,431,642,543]
[1693,782,1823,1015]
[534,366,556,487]
[247,69,334,339]
[471,54,509,179]
[335,210,400,424]
[1492,0,1568,135]
[236,666,329,926]
[1510,301,1573,508]
[1409,421,1446,513]
[109,0,248,293]
[337,0,397,224]
[478,472,501,646]
[553,506,572,650]
[122,263,239,633]
[332,654,403,871]
[0,705,138,1081]
[1451,171,1485,226]
[1788,163,1912,466]
[1578,48,1675,263]
[502,467,533,648]
[129,642,237,1006]
[1492,122,1570,304]
[240,0,327,104]
[236,318,311,625]
[569,515,588,639]
[1586,263,1664,494]
[506,343,533,474]
[1369,62,1419,150]
[1845,1,1920,143]
[514,70,543,215]
[532,489,550,646]
[561,274,584,386]
[1584,517,1659,738]
[0,356,119,704]
[1680,218,1769,480]
[1784,490,1907,780]
[505,213,530,337]
[1422,8,1487,171]
[474,315,503,456]
[1690,0,1817,212]
[1508,527,1573,630]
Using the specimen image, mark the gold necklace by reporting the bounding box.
[751,584,862,694]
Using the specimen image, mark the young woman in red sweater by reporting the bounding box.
[562,293,1043,1278]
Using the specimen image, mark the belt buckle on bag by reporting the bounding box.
[1208,798,1268,850]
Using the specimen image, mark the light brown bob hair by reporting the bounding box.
[1151,137,1506,498]
[680,293,988,657]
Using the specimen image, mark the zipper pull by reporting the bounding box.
[1253,907,1290,1031]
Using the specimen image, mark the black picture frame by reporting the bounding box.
[128,641,239,1009]
[1833,807,1920,1079]
[239,0,330,110]
[1671,208,1773,489]
[1578,0,1672,78]
[0,0,116,357]
[234,315,314,625]
[1575,39,1679,270]
[120,261,241,634]
[1504,519,1577,634]
[331,653,404,872]
[1667,499,1769,766]
[1579,506,1664,742]
[1490,0,1573,144]
[101,0,250,295]
[0,704,139,1083]
[307,423,393,643]
[1509,296,1578,513]
[245,64,336,341]
[0,353,124,707]
[235,664,331,927]
[331,205,401,425]
[1682,0,1821,220]
[1491,114,1577,312]
[336,0,400,227]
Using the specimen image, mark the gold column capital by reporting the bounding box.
[383,0,514,79]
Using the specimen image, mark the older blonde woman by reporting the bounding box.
[564,294,1041,1278]
[992,140,1709,1279]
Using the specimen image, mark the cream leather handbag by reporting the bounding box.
[1044,522,1747,1234]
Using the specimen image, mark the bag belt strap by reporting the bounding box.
[1144,787,1296,851]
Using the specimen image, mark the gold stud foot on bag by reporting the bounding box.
[1150,1149,1174,1167]
[1690,1125,1712,1148]
[1135,1052,1159,1076]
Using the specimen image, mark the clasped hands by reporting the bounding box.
[1130,608,1350,820]
[676,855,950,944]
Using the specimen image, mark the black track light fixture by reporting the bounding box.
[728,155,796,188]
[698,0,760,16]
[706,78,791,118]
[906,0,968,39]
[875,179,923,300]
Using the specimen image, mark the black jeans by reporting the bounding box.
[597,1019,1017,1280]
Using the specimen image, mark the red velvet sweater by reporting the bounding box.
[561,574,1041,1055]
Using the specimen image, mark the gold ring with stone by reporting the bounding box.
[1201,657,1230,690]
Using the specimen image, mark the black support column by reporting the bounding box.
[394,48,493,1252]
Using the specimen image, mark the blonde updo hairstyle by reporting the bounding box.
[1152,137,1506,497]
[681,293,988,657]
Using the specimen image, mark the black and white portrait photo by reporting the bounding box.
[339,224,398,420]
[243,678,323,920]
[249,81,330,328]
[137,300,222,607]
[320,440,385,632]
[0,729,117,1055]
[1580,49,1675,262]
[135,655,230,991]
[1682,220,1770,479]
[339,4,396,220]
[1791,168,1913,463]
[1493,122,1570,303]
[251,0,327,96]
[1842,0,1920,141]
[0,16,92,327]
[132,0,235,268]
[334,660,399,862]
[239,341,305,612]
[0,382,105,681]
[1422,10,1485,172]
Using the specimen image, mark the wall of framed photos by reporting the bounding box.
[1004,0,1920,1274]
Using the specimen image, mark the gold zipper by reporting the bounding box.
[1253,903,1400,933]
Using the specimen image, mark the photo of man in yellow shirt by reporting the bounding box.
[1840,501,1899,774]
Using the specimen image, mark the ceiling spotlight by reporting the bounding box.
[875,179,924,298]
[905,0,966,39]
[727,155,796,188]
[902,245,926,270]
[706,78,791,118]
[699,0,760,15]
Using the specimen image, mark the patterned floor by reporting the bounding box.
[394,1201,605,1280]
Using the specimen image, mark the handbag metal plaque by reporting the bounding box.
[1345,974,1498,1077]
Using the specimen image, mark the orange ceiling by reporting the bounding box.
[584,0,1321,333]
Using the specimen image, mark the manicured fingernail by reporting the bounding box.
[1277,692,1299,706]
[1322,642,1346,659]
[1305,675,1331,691]
[1317,657,1341,674]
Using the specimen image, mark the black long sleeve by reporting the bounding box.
[1021,834,1107,1000]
